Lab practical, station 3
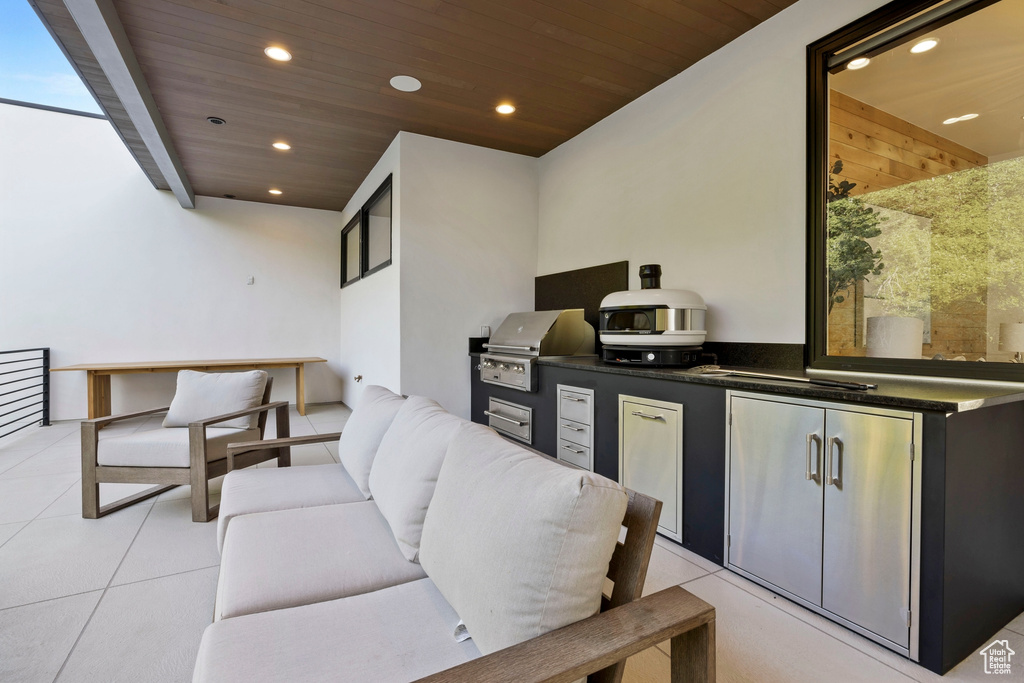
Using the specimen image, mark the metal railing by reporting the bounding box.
[0,348,50,439]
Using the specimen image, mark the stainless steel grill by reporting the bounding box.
[479,309,594,392]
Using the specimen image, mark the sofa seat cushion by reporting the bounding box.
[368,396,467,562]
[216,463,364,554]
[163,369,269,430]
[337,385,405,498]
[97,427,260,468]
[195,578,480,683]
[419,422,628,655]
[215,500,426,621]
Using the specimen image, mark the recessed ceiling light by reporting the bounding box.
[264,46,292,62]
[272,142,291,150]
[390,75,421,92]
[847,57,871,70]
[910,38,939,54]
[268,189,283,195]
[206,116,226,125]
[943,113,979,124]
[496,103,516,115]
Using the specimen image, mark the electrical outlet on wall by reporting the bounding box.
[246,276,255,285]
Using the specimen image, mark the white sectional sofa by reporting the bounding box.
[196,386,717,683]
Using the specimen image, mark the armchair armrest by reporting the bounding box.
[82,406,170,431]
[225,432,343,456]
[190,401,290,428]
[413,586,715,683]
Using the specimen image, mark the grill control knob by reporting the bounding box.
[647,352,656,362]
[500,363,510,372]
[513,365,525,374]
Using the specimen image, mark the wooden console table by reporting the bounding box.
[52,357,327,418]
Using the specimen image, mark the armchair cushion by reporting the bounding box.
[195,578,479,683]
[217,464,364,554]
[214,501,426,620]
[337,385,405,498]
[97,427,260,468]
[163,370,269,430]
[419,422,628,655]
[368,396,465,562]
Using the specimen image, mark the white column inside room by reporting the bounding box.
[0,103,344,420]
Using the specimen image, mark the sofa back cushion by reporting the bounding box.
[368,396,465,562]
[419,422,628,655]
[337,385,405,498]
[163,370,268,430]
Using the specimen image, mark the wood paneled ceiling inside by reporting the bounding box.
[38,0,797,211]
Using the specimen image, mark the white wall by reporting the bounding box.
[0,103,344,420]
[399,133,537,417]
[338,136,401,408]
[537,0,891,344]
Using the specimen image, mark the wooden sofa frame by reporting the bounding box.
[224,433,717,683]
[81,378,291,522]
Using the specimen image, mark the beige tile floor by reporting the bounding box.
[0,407,1021,682]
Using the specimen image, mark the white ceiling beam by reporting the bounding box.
[64,0,195,208]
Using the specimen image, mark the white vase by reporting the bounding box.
[866,316,924,359]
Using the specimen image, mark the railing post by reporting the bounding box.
[42,348,50,426]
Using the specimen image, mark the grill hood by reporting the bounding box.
[483,309,595,358]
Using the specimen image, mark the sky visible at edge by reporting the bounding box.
[1,0,103,114]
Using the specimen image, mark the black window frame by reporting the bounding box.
[361,175,393,278]
[340,174,393,288]
[340,214,361,289]
[806,0,1024,382]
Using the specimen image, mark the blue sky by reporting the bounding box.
[1,0,103,114]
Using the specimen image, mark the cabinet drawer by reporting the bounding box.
[557,439,591,470]
[558,419,590,446]
[559,390,592,424]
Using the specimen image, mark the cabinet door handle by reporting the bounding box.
[805,433,820,481]
[631,411,664,421]
[826,436,841,486]
[561,424,584,431]
[484,410,524,427]
[561,445,585,454]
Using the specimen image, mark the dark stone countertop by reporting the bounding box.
[532,356,1024,413]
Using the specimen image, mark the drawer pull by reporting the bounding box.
[631,411,664,421]
[484,410,525,427]
[561,424,584,431]
[561,445,585,454]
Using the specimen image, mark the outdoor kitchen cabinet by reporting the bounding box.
[726,391,921,659]
[619,395,684,543]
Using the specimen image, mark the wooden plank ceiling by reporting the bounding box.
[38,0,797,211]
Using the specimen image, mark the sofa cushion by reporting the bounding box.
[215,501,426,620]
[368,396,465,562]
[419,422,628,655]
[216,464,364,554]
[195,578,480,683]
[337,385,405,498]
[163,370,268,430]
[97,427,260,468]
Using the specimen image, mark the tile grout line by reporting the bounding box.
[0,474,82,552]
[52,501,158,683]
[699,571,921,682]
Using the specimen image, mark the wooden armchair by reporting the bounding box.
[81,377,290,522]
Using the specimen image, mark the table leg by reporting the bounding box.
[295,364,306,416]
[87,372,112,419]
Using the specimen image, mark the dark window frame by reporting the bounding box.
[340,214,361,289]
[805,0,1024,382]
[361,175,393,278]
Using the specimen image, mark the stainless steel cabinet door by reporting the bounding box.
[619,397,683,541]
[822,410,913,649]
[729,397,825,605]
